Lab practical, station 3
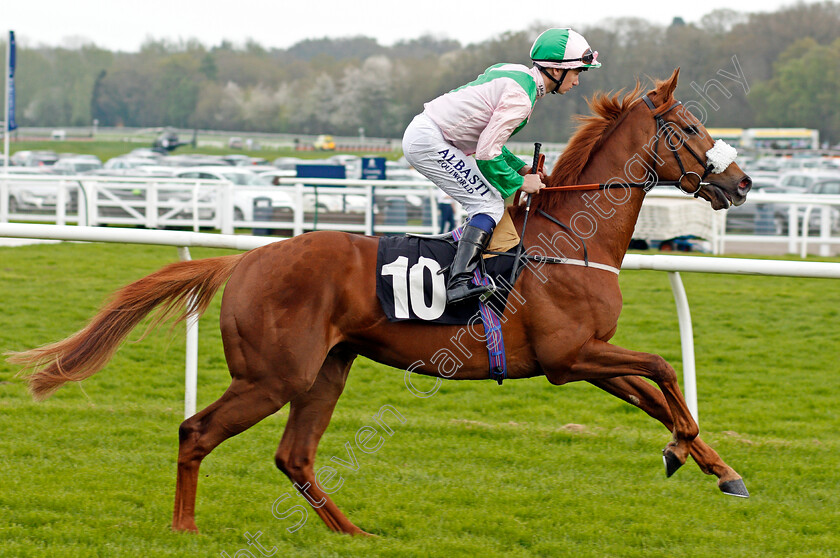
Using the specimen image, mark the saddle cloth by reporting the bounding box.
[375,226,519,325]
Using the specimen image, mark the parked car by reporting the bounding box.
[777,169,840,191]
[773,176,840,235]
[257,169,368,213]
[104,156,162,171]
[776,156,840,172]
[128,148,165,160]
[748,157,788,172]
[313,135,336,151]
[10,150,59,167]
[220,154,272,170]
[51,157,103,175]
[91,165,178,179]
[724,180,796,234]
[804,177,840,195]
[175,167,295,222]
[161,154,228,167]
[2,167,77,213]
[272,157,309,171]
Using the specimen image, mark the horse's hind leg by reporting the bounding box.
[274,347,368,535]
[589,376,748,497]
[173,379,297,532]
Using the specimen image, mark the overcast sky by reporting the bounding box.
[4,0,819,52]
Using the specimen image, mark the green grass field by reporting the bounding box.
[6,139,401,163]
[1,242,839,557]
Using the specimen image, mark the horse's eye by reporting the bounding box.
[683,125,699,135]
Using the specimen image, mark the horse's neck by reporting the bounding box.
[577,161,648,267]
[526,161,647,270]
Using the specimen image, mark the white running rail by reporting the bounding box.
[3,223,840,424]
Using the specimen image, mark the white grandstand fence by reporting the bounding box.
[0,173,440,237]
[3,223,840,424]
[4,172,840,256]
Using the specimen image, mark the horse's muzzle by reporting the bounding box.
[738,176,752,196]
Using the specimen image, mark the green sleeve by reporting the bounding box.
[501,146,526,173]
[476,153,524,198]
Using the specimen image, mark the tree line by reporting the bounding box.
[3,2,840,145]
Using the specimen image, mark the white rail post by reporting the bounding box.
[56,180,66,226]
[219,183,233,235]
[800,205,814,259]
[147,182,159,229]
[667,271,699,424]
[1,174,9,222]
[365,184,374,236]
[429,185,439,234]
[192,182,200,233]
[819,206,831,258]
[86,181,98,227]
[788,204,799,254]
[293,182,304,237]
[177,246,199,419]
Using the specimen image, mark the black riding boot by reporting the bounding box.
[446,225,493,304]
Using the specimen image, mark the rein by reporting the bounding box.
[540,181,677,192]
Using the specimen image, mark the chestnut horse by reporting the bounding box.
[9,69,752,535]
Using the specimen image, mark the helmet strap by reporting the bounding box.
[536,64,568,94]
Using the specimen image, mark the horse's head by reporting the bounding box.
[641,68,751,209]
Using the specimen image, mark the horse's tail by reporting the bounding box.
[7,253,245,401]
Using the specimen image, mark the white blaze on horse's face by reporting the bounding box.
[705,140,738,174]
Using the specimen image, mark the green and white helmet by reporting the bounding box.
[530,28,601,70]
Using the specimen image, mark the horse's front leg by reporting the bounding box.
[588,376,748,497]
[550,339,699,477]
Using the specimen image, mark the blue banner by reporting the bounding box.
[8,30,16,131]
[361,157,386,180]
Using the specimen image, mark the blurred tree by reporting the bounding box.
[390,35,461,58]
[287,36,385,61]
[5,2,839,142]
[750,37,840,145]
[698,9,749,35]
[156,54,201,128]
[199,53,218,81]
[288,73,340,134]
[333,55,406,137]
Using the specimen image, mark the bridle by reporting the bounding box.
[641,94,715,198]
[505,93,731,277]
[540,94,727,196]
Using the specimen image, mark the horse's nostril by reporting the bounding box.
[739,176,752,193]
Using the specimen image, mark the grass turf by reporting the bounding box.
[6,140,402,163]
[1,242,838,557]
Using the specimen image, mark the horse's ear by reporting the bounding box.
[659,67,680,98]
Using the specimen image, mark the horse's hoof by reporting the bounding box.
[719,478,750,498]
[662,448,683,478]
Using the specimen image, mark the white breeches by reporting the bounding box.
[402,113,505,225]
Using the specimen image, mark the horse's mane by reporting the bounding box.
[524,76,675,215]
[549,83,643,187]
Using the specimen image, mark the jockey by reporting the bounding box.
[402,28,601,304]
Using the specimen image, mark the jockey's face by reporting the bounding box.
[557,69,582,94]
